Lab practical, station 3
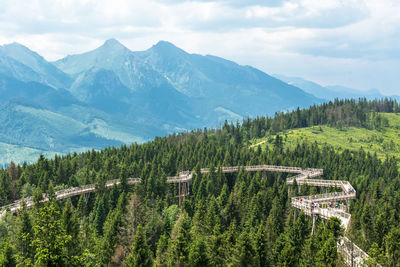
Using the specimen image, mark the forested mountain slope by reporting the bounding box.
[250,112,400,160]
[0,99,399,266]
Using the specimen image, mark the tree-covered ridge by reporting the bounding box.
[250,112,400,160]
[0,98,399,266]
[238,98,399,141]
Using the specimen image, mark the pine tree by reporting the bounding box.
[98,193,126,265]
[205,196,220,234]
[119,163,129,193]
[367,242,385,266]
[191,199,207,235]
[77,194,87,218]
[15,200,34,262]
[31,201,72,266]
[300,235,318,267]
[188,237,210,267]
[155,234,168,266]
[124,225,153,267]
[316,234,337,267]
[383,228,400,266]
[254,223,269,266]
[92,195,107,235]
[7,161,18,200]
[47,181,56,202]
[231,229,259,267]
[62,200,80,258]
[0,241,16,267]
[276,234,296,266]
[265,197,283,247]
[168,212,191,266]
[33,187,44,209]
[207,223,225,266]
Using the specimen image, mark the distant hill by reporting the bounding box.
[274,74,399,101]
[0,39,322,164]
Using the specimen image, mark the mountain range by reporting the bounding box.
[0,39,394,165]
[274,74,400,102]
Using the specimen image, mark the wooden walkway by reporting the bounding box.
[0,165,374,266]
[0,178,141,214]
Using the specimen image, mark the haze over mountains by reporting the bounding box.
[0,39,393,164]
[274,74,399,102]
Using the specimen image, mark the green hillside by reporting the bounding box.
[250,112,400,161]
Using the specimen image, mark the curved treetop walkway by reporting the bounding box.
[0,178,141,215]
[0,165,375,266]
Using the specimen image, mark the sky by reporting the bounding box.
[0,0,399,95]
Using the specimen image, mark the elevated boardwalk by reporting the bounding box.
[339,236,376,266]
[0,178,141,214]
[0,165,374,266]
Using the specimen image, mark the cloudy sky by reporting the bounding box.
[0,0,399,94]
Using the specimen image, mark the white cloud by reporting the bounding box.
[0,0,399,94]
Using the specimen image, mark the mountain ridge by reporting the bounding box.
[0,39,323,164]
[0,42,72,89]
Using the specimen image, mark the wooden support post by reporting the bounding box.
[181,182,184,204]
[294,209,297,222]
[176,181,190,208]
[183,182,186,202]
[178,181,181,207]
[350,241,354,267]
[84,193,90,204]
[312,215,317,235]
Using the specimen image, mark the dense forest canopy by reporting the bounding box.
[0,98,400,266]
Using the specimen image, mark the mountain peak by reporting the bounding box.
[3,41,24,47]
[102,38,126,49]
[1,42,35,54]
[151,41,185,54]
[0,42,45,63]
[154,40,176,47]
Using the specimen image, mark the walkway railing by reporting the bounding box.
[0,178,141,213]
